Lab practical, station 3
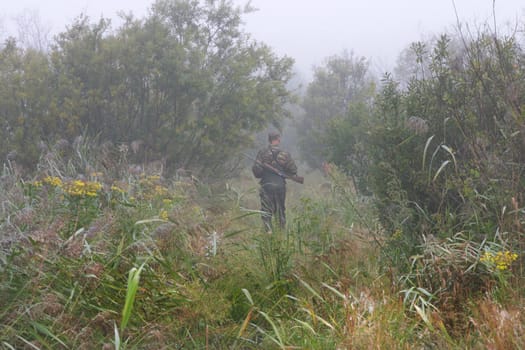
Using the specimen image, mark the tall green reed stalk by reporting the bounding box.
[114,262,146,349]
[120,262,146,334]
[255,230,294,284]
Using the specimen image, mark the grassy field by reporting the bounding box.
[0,153,524,349]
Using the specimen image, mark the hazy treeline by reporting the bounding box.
[0,0,293,177]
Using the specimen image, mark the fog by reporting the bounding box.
[1,0,524,80]
[236,0,524,78]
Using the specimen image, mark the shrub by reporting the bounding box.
[400,232,520,335]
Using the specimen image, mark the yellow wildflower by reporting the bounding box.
[154,185,168,196]
[111,185,125,193]
[480,250,518,271]
[43,176,63,187]
[159,210,169,221]
[86,181,102,192]
[65,179,102,197]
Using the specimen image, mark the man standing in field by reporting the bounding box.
[252,131,298,232]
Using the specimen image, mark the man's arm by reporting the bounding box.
[274,151,303,184]
[277,151,298,175]
[252,151,264,178]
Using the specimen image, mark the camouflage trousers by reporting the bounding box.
[260,186,286,232]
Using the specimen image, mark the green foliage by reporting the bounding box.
[290,197,334,253]
[3,9,525,349]
[1,144,524,348]
[120,263,145,334]
[0,172,197,348]
[1,0,294,179]
[0,40,54,169]
[255,232,294,284]
[400,232,519,336]
[313,28,525,275]
[322,99,374,195]
[296,50,374,168]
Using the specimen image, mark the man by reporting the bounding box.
[252,131,298,232]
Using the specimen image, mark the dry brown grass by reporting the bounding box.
[467,298,525,350]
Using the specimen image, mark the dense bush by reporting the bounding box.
[0,0,294,179]
[315,30,525,258]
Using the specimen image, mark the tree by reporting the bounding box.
[14,9,52,51]
[43,0,294,178]
[297,50,373,169]
[143,0,294,176]
[0,39,55,169]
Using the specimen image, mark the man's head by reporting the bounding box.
[268,131,281,144]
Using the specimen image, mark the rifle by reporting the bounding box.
[244,153,304,184]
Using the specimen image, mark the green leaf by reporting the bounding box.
[433,160,450,182]
[241,288,254,306]
[422,135,435,170]
[120,262,146,333]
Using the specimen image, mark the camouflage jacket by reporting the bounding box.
[252,145,297,189]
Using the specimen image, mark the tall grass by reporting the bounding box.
[0,144,524,348]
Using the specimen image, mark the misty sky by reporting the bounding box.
[1,0,524,79]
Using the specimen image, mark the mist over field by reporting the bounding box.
[1,1,525,348]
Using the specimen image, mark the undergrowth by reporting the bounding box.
[0,152,524,349]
